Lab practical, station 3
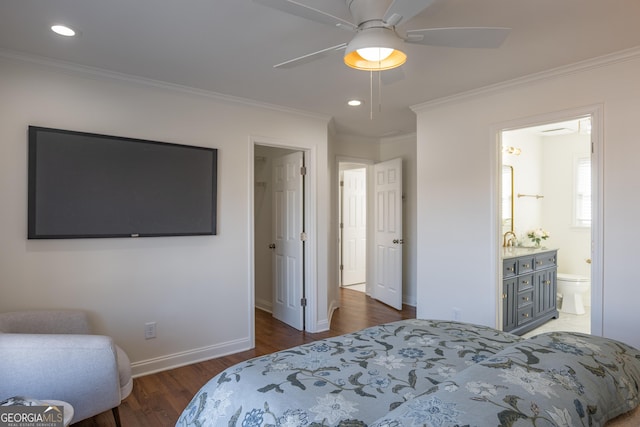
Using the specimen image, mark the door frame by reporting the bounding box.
[492,104,603,336]
[249,136,318,340]
[336,157,374,296]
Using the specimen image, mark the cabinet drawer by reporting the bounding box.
[517,306,534,326]
[517,274,534,292]
[503,260,517,278]
[518,257,535,274]
[535,252,557,270]
[518,290,534,308]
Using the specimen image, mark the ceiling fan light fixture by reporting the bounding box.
[344,27,406,71]
[356,47,394,62]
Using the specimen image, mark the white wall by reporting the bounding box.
[0,54,330,375]
[413,49,640,349]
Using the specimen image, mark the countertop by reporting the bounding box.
[502,246,558,259]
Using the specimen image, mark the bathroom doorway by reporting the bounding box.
[500,114,596,336]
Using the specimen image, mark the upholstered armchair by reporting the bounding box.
[0,310,133,426]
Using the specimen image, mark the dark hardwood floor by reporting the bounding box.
[74,288,416,426]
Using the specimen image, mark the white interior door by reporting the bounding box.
[374,158,403,310]
[272,151,304,330]
[342,168,367,286]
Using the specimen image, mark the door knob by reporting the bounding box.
[392,239,404,244]
[268,243,276,249]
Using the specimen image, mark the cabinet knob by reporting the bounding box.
[522,313,530,318]
[523,263,530,268]
[502,293,507,299]
[522,280,529,285]
[545,280,551,285]
[506,267,514,272]
[522,296,530,301]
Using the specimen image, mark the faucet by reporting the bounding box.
[503,231,517,247]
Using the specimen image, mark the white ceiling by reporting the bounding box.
[1,0,640,139]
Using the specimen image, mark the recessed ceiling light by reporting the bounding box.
[51,25,76,37]
[347,99,362,107]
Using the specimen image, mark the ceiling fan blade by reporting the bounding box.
[383,0,436,27]
[406,27,511,48]
[273,43,347,69]
[253,0,357,32]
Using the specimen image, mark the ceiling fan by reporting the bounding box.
[254,0,511,71]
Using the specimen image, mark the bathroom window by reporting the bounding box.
[574,156,591,227]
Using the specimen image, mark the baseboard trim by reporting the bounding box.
[255,297,272,313]
[323,298,339,332]
[130,337,252,378]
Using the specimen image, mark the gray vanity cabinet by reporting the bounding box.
[502,277,517,332]
[502,249,559,335]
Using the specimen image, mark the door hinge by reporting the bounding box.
[591,142,594,154]
[300,166,307,176]
[300,297,307,307]
[300,232,307,241]
[339,222,343,229]
[340,180,344,187]
[339,264,344,271]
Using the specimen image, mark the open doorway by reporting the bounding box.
[500,115,594,336]
[254,144,306,330]
[339,162,368,294]
[336,157,404,310]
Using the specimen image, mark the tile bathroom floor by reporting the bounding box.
[523,306,591,338]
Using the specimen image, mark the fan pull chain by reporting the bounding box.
[378,70,382,113]
[369,69,384,120]
[369,70,373,120]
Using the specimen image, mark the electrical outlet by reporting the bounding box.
[144,322,157,339]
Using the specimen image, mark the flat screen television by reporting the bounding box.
[28,126,217,239]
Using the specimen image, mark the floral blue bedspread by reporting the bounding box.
[176,320,640,427]
[176,319,521,426]
[371,331,640,427]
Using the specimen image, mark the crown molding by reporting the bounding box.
[380,132,417,144]
[0,48,331,124]
[411,46,640,112]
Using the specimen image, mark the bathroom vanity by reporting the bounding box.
[502,247,559,335]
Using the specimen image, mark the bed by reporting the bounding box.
[176,319,640,426]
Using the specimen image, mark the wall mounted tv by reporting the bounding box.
[28,126,217,239]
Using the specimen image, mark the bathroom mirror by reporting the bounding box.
[502,165,514,234]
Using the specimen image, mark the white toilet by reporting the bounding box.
[557,273,590,315]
